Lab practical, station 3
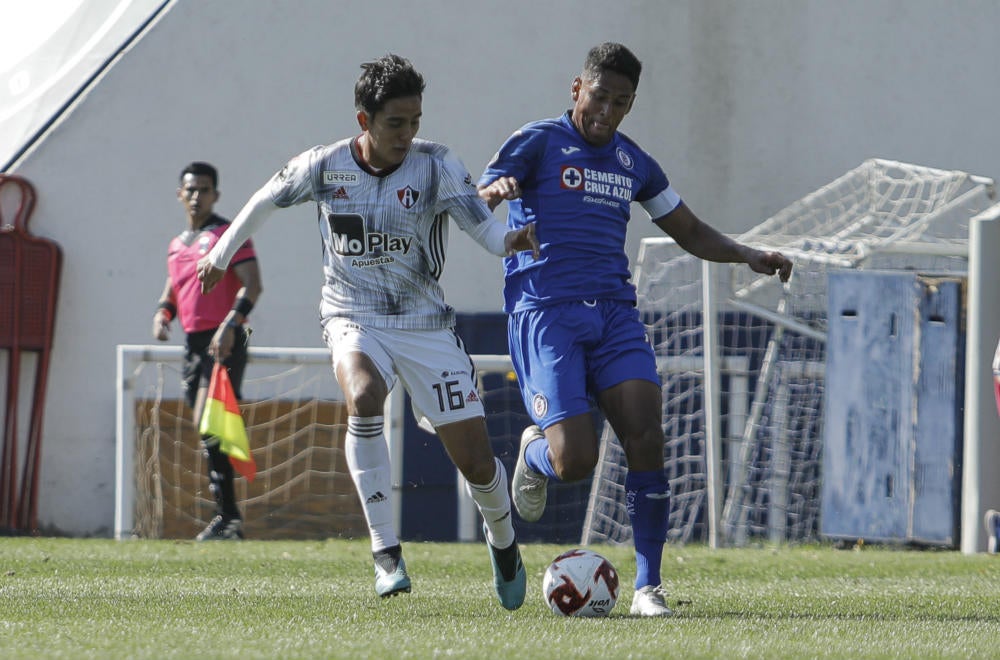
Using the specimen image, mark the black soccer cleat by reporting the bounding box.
[195,514,245,541]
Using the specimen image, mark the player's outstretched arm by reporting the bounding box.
[473,176,539,258]
[654,203,792,282]
[197,188,277,293]
[464,214,540,259]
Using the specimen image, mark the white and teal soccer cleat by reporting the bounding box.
[512,426,547,522]
[374,547,412,597]
[630,584,673,617]
[483,523,526,610]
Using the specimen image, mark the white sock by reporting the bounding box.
[345,415,397,552]
[466,458,516,549]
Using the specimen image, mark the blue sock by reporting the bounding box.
[625,469,670,589]
[525,436,560,481]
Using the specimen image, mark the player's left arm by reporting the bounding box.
[453,198,539,258]
[440,148,539,258]
[653,203,792,282]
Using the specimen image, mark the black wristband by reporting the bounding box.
[232,296,254,318]
[157,300,177,321]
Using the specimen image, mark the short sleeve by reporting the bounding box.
[478,123,546,188]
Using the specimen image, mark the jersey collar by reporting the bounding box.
[350,135,404,178]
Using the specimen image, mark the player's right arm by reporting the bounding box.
[152,277,176,341]
[197,187,277,293]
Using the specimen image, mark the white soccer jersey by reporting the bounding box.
[267,137,496,330]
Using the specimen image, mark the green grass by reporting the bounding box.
[1,538,997,659]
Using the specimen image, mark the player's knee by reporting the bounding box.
[623,429,666,470]
[344,387,385,417]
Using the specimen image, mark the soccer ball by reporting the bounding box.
[542,548,620,617]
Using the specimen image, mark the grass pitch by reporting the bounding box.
[1,537,997,659]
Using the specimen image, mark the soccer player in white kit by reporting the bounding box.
[197,54,538,609]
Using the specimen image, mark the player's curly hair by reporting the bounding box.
[583,42,642,91]
[355,54,426,117]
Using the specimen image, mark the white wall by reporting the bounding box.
[8,0,1000,535]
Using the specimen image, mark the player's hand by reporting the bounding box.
[152,311,170,341]
[478,176,522,210]
[504,223,540,259]
[748,249,793,283]
[197,257,225,294]
[210,323,236,361]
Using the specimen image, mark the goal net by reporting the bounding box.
[115,345,360,540]
[116,346,590,542]
[583,158,996,546]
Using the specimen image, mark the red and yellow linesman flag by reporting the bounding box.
[199,362,256,482]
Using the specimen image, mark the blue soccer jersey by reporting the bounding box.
[480,111,681,313]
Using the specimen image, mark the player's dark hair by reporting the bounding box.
[355,54,426,117]
[180,161,218,189]
[583,42,642,91]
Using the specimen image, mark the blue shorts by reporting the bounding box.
[507,299,659,429]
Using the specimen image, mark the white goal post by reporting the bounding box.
[114,344,513,541]
[962,204,1000,554]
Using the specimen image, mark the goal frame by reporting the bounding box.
[626,158,996,549]
[114,344,512,541]
[697,243,978,548]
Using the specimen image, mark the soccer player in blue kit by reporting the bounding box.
[478,42,793,616]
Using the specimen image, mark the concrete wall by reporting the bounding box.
[8,0,1000,535]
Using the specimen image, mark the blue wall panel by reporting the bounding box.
[821,272,963,546]
[910,278,964,543]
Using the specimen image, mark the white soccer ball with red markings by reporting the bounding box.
[542,548,620,617]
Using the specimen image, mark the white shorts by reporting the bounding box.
[322,318,485,432]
